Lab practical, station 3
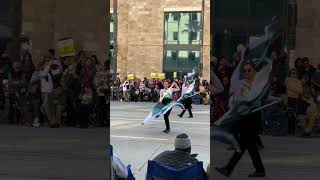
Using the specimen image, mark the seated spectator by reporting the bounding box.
[302,57,316,84]
[312,64,320,97]
[285,68,303,108]
[111,149,128,180]
[298,87,318,137]
[206,163,210,180]
[153,134,198,170]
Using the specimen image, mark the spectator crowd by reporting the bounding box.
[212,44,320,137]
[111,76,210,105]
[0,49,108,128]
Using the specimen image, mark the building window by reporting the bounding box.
[191,13,198,21]
[173,13,180,21]
[163,11,202,79]
[173,32,179,41]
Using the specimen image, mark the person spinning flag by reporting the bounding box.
[142,80,183,133]
[213,18,282,178]
[178,69,197,118]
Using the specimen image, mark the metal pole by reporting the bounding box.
[287,0,297,68]
[200,0,205,77]
[113,0,118,80]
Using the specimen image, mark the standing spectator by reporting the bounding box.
[91,55,101,70]
[39,60,53,126]
[0,52,11,79]
[81,57,96,88]
[64,65,82,126]
[285,68,303,107]
[48,49,57,60]
[0,69,5,109]
[285,68,303,134]
[94,66,108,126]
[312,64,320,97]
[302,57,316,85]
[8,62,27,124]
[298,87,318,137]
[78,85,94,128]
[29,64,42,127]
[21,53,35,83]
[139,79,146,101]
[121,78,130,102]
[50,83,65,128]
[76,51,86,75]
[271,50,289,95]
[294,58,304,79]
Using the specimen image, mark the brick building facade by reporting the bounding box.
[296,0,320,66]
[22,0,108,63]
[111,0,210,80]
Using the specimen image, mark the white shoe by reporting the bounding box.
[33,118,40,127]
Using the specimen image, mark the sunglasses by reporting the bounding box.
[243,69,252,73]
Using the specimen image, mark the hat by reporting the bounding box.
[174,134,191,150]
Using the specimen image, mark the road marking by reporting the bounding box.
[111,135,169,141]
[111,117,210,125]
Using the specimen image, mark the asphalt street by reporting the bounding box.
[213,135,320,180]
[0,126,107,180]
[110,101,210,179]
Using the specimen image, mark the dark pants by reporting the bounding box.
[9,95,21,124]
[225,133,265,174]
[164,108,172,130]
[162,98,172,130]
[97,96,107,126]
[66,102,78,126]
[179,98,193,117]
[225,114,265,174]
[287,97,298,135]
[78,103,93,128]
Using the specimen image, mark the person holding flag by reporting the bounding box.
[213,18,282,178]
[178,81,193,118]
[215,61,266,178]
[159,80,180,133]
[177,69,198,118]
[142,79,184,133]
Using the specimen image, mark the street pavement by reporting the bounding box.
[0,126,107,180]
[110,101,210,179]
[213,135,320,180]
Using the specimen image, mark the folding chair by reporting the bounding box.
[146,160,206,180]
[109,145,136,180]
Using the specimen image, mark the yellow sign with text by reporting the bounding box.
[128,74,134,80]
[158,73,165,79]
[173,72,177,78]
[57,38,76,57]
[150,73,156,79]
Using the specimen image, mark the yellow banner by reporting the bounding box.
[57,38,76,57]
[158,73,165,79]
[150,73,156,79]
[128,74,134,80]
[173,72,177,78]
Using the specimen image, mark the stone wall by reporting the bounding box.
[22,0,55,62]
[296,0,320,66]
[22,0,108,63]
[114,0,210,80]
